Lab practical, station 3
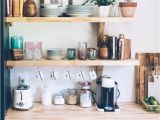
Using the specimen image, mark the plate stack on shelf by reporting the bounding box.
[66,5,94,17]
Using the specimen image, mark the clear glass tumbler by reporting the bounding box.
[78,42,87,60]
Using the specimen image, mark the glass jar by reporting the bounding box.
[67,48,76,60]
[54,94,65,105]
[67,89,78,105]
[78,42,87,60]
[80,89,92,108]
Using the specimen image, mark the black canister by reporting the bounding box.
[107,36,119,60]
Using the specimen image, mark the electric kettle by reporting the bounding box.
[13,78,33,110]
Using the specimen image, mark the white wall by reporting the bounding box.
[159,0,160,52]
[10,0,159,102]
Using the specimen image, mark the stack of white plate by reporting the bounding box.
[66,5,94,17]
[40,4,60,17]
[47,48,64,60]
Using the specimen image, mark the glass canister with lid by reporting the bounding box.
[80,89,92,108]
[67,88,78,105]
[79,81,92,108]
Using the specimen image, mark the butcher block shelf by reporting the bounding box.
[6,59,139,67]
[5,103,159,120]
[6,17,134,23]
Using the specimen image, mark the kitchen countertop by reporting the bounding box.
[5,103,160,120]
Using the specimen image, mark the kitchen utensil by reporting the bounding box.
[78,42,87,60]
[13,78,33,110]
[23,0,37,17]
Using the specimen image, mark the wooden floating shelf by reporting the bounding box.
[6,59,139,67]
[5,17,134,23]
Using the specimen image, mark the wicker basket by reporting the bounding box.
[142,100,160,112]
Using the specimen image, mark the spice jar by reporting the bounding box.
[98,35,109,59]
[78,42,87,60]
[80,89,92,108]
[67,89,78,105]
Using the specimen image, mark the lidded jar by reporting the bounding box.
[67,89,78,105]
[79,81,92,108]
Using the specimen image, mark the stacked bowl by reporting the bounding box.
[66,5,94,17]
[47,48,64,60]
[40,4,60,17]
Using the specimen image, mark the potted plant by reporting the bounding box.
[82,0,115,17]
[119,0,137,17]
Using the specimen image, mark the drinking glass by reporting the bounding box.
[78,42,87,60]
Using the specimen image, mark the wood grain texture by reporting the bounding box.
[135,53,160,104]
[13,0,20,17]
[5,17,134,23]
[5,103,160,120]
[6,59,140,67]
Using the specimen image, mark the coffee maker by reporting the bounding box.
[95,76,120,112]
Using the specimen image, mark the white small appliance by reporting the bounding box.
[13,78,33,110]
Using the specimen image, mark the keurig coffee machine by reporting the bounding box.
[95,76,120,112]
